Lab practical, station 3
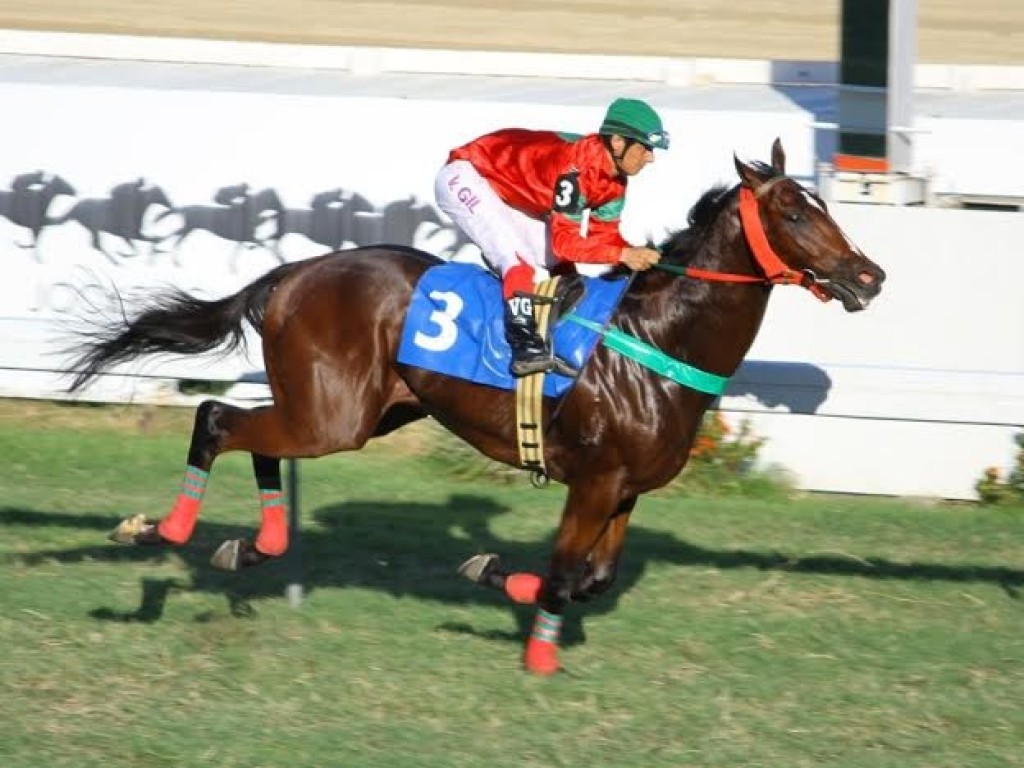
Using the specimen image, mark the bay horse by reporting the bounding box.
[65,139,885,675]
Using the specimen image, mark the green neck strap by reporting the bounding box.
[563,313,730,396]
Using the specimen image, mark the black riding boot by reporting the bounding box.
[504,296,553,377]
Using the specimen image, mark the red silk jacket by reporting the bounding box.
[448,129,630,264]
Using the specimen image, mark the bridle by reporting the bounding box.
[653,177,833,303]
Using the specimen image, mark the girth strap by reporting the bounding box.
[515,276,560,485]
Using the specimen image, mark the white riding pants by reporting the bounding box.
[434,159,552,283]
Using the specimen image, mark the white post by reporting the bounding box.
[285,458,303,608]
[887,0,917,174]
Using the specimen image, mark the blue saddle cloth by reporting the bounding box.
[397,263,628,397]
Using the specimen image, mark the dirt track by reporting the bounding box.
[1,1,1021,65]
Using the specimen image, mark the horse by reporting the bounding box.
[274,190,468,256]
[273,188,375,253]
[64,139,885,675]
[359,195,464,252]
[158,184,284,270]
[49,179,174,264]
[0,171,76,255]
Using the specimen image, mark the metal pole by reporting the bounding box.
[285,457,303,608]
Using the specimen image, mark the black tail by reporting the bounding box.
[66,261,300,393]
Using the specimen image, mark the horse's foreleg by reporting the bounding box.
[571,496,637,602]
[457,495,637,608]
[524,478,625,676]
[457,553,543,604]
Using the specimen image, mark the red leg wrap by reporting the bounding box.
[523,607,562,676]
[254,505,288,556]
[524,637,560,676]
[157,495,201,544]
[505,572,542,604]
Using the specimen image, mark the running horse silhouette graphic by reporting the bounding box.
[273,192,469,260]
[47,179,174,264]
[0,171,76,257]
[272,189,374,255]
[159,183,284,271]
[362,195,469,254]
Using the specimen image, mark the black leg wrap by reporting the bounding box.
[252,453,282,490]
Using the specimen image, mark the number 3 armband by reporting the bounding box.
[552,172,582,214]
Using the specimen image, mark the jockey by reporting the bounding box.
[434,97,668,377]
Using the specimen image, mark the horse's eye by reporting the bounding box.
[786,212,802,223]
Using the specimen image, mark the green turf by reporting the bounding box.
[1,401,1022,767]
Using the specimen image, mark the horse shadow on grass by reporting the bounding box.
[4,498,1023,651]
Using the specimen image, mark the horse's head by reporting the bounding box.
[46,174,77,199]
[143,184,173,211]
[16,172,76,199]
[733,139,886,311]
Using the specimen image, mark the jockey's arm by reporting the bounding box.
[550,210,659,270]
[549,209,627,264]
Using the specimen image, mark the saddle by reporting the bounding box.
[397,263,632,484]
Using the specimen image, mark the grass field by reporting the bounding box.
[2,400,1023,767]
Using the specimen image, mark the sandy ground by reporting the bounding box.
[0,1,1020,65]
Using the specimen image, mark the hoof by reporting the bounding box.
[109,514,163,546]
[458,553,499,584]
[211,539,273,571]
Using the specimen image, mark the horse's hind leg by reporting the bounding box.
[209,452,287,571]
[157,399,302,546]
[132,380,414,565]
[111,398,225,546]
[112,399,292,557]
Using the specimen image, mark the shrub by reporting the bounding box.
[423,419,523,484]
[176,379,232,396]
[661,411,787,498]
[426,409,787,498]
[975,433,1024,505]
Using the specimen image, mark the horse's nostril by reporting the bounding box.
[858,270,876,285]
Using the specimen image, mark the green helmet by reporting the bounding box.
[598,98,670,150]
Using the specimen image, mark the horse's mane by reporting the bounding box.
[658,162,776,263]
[658,184,731,262]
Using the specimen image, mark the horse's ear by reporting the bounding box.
[734,153,764,191]
[771,138,786,174]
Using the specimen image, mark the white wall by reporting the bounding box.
[0,67,1020,500]
[725,204,1023,499]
